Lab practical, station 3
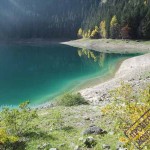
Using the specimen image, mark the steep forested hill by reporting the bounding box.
[0,0,149,39]
[81,0,150,39]
[0,0,99,39]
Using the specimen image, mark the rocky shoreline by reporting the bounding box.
[8,40,149,150]
[38,44,150,109]
[62,39,150,105]
[62,39,150,54]
[79,53,150,105]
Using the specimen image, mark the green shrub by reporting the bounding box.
[0,101,38,150]
[0,101,38,136]
[58,93,88,106]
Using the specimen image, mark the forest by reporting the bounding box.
[0,0,98,39]
[79,0,150,39]
[0,0,150,40]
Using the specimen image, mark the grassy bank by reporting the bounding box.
[1,41,150,150]
[1,84,150,150]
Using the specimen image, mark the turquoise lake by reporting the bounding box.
[0,43,135,106]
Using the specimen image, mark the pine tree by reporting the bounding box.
[138,11,150,39]
[90,26,99,39]
[110,15,120,39]
[77,28,83,38]
[84,32,88,38]
[100,20,107,38]
[87,29,91,38]
[110,16,118,27]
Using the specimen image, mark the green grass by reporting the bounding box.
[2,85,150,150]
[23,105,123,150]
[0,103,140,150]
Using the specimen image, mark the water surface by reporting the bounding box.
[0,43,135,106]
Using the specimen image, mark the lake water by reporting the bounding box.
[0,43,135,106]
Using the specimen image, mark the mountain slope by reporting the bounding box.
[0,0,99,39]
[0,0,149,39]
[81,0,150,39]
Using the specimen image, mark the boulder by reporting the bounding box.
[74,145,81,150]
[84,117,90,120]
[102,144,111,149]
[116,148,127,150]
[84,136,97,148]
[37,143,51,150]
[116,142,127,150]
[83,125,107,135]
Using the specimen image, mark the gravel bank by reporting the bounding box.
[79,53,150,105]
[62,39,150,54]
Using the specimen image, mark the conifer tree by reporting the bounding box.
[87,29,91,38]
[90,26,99,39]
[77,28,83,38]
[110,15,120,39]
[138,10,150,39]
[100,21,107,38]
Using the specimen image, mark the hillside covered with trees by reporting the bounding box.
[0,0,150,40]
[0,0,99,39]
[78,0,150,39]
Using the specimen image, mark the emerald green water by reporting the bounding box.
[0,43,134,106]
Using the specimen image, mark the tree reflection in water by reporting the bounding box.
[77,48,106,68]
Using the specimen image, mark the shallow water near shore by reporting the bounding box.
[0,43,137,106]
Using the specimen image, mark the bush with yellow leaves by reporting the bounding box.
[101,82,150,149]
[0,128,19,149]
